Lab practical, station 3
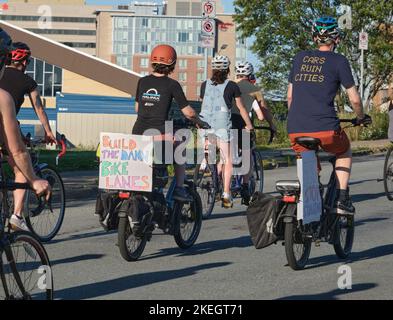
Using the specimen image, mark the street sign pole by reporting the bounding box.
[201,1,216,81]
[359,29,368,110]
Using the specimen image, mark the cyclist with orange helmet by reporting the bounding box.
[0,41,56,230]
[133,44,206,202]
[0,30,51,231]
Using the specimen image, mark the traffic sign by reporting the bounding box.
[202,18,215,36]
[359,31,368,50]
[202,1,216,18]
[201,35,215,48]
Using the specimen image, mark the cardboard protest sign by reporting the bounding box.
[297,151,322,224]
[98,132,153,192]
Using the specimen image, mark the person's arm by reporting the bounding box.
[346,86,365,119]
[235,97,253,130]
[252,90,276,131]
[0,92,37,183]
[28,89,56,143]
[135,101,139,113]
[252,101,265,121]
[287,83,293,109]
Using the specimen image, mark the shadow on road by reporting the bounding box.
[207,210,247,220]
[140,236,253,261]
[277,283,377,300]
[51,254,105,266]
[48,229,116,245]
[349,179,380,186]
[352,192,385,203]
[55,262,231,300]
[355,217,389,227]
[306,243,393,269]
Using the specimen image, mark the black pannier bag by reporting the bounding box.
[246,192,286,249]
[95,191,122,231]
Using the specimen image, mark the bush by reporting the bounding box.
[340,112,389,141]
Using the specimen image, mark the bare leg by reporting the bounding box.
[218,139,232,195]
[8,157,27,217]
[335,147,352,190]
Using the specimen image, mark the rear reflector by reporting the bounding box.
[283,195,297,203]
[119,192,130,199]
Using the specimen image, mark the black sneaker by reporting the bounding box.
[173,186,193,202]
[240,183,251,206]
[335,197,355,215]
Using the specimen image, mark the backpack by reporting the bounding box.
[95,191,122,231]
[246,192,286,249]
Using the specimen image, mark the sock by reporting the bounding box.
[338,189,348,201]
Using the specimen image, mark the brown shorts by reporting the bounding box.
[289,129,350,156]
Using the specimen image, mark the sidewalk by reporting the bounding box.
[259,139,391,169]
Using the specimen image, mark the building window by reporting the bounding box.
[196,86,201,97]
[26,57,62,97]
[141,44,148,53]
[142,18,149,27]
[182,85,187,95]
[178,32,189,42]
[197,73,204,82]
[197,60,204,69]
[178,59,188,69]
[140,58,149,68]
[179,72,187,82]
[140,71,150,76]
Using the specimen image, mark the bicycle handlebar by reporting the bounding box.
[253,126,275,145]
[27,134,67,166]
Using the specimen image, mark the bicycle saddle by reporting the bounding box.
[295,137,321,151]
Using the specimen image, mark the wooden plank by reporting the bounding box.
[0,21,140,95]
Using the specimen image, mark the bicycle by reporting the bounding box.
[275,119,363,270]
[115,120,207,261]
[193,126,274,219]
[0,147,53,300]
[383,142,393,201]
[21,135,67,242]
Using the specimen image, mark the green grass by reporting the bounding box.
[37,149,98,172]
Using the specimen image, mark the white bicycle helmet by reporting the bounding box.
[211,55,230,70]
[235,61,254,76]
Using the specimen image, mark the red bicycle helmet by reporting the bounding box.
[150,44,177,65]
[11,42,31,62]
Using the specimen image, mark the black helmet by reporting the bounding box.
[0,28,13,70]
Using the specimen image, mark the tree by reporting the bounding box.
[233,0,393,109]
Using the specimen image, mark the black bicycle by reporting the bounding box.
[0,148,53,300]
[22,136,67,242]
[194,126,274,219]
[383,142,393,201]
[275,119,365,270]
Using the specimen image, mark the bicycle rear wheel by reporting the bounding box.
[383,145,393,201]
[118,216,148,261]
[193,161,218,219]
[284,218,312,270]
[25,167,66,242]
[249,151,264,195]
[173,186,203,249]
[0,231,53,300]
[333,215,354,259]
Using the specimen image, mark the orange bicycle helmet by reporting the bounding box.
[150,44,177,65]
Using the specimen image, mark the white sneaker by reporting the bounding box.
[9,214,29,232]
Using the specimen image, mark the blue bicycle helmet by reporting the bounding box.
[312,16,342,44]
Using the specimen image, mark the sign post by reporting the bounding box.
[201,1,216,81]
[359,30,368,109]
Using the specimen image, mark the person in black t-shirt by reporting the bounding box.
[0,42,56,231]
[0,31,51,232]
[133,44,205,202]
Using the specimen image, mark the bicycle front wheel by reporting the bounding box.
[333,215,355,259]
[25,167,66,242]
[193,161,218,219]
[383,145,393,201]
[0,231,53,300]
[118,216,148,261]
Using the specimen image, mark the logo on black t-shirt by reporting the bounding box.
[142,88,161,104]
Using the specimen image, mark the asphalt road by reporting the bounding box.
[44,154,392,300]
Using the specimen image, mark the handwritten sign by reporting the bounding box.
[98,132,153,192]
[297,151,322,224]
